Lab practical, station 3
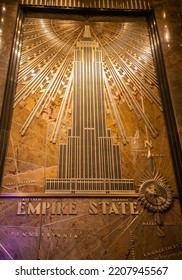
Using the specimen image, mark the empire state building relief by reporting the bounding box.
[1,14,177,199]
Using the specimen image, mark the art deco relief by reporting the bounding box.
[0,13,182,260]
[1,14,176,197]
[0,198,182,260]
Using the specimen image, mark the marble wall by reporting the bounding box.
[153,0,182,147]
[0,0,18,116]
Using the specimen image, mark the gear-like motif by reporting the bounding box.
[139,172,172,212]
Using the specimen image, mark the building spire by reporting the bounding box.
[83,24,91,38]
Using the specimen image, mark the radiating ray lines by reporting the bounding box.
[14,17,162,143]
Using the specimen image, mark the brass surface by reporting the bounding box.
[1,15,177,197]
[0,197,182,259]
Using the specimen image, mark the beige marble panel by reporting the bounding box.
[0,0,18,116]
[154,3,182,146]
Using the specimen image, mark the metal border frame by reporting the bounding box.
[148,12,182,205]
[0,7,24,183]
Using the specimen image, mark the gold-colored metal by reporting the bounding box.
[1,16,177,197]
[15,18,161,142]
[18,0,153,10]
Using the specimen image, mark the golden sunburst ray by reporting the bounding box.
[13,16,161,144]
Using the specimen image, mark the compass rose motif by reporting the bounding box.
[139,172,172,212]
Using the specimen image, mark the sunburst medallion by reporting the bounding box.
[139,171,172,212]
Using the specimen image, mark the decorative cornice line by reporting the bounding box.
[18,0,153,10]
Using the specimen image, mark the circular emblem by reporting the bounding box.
[139,179,172,212]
